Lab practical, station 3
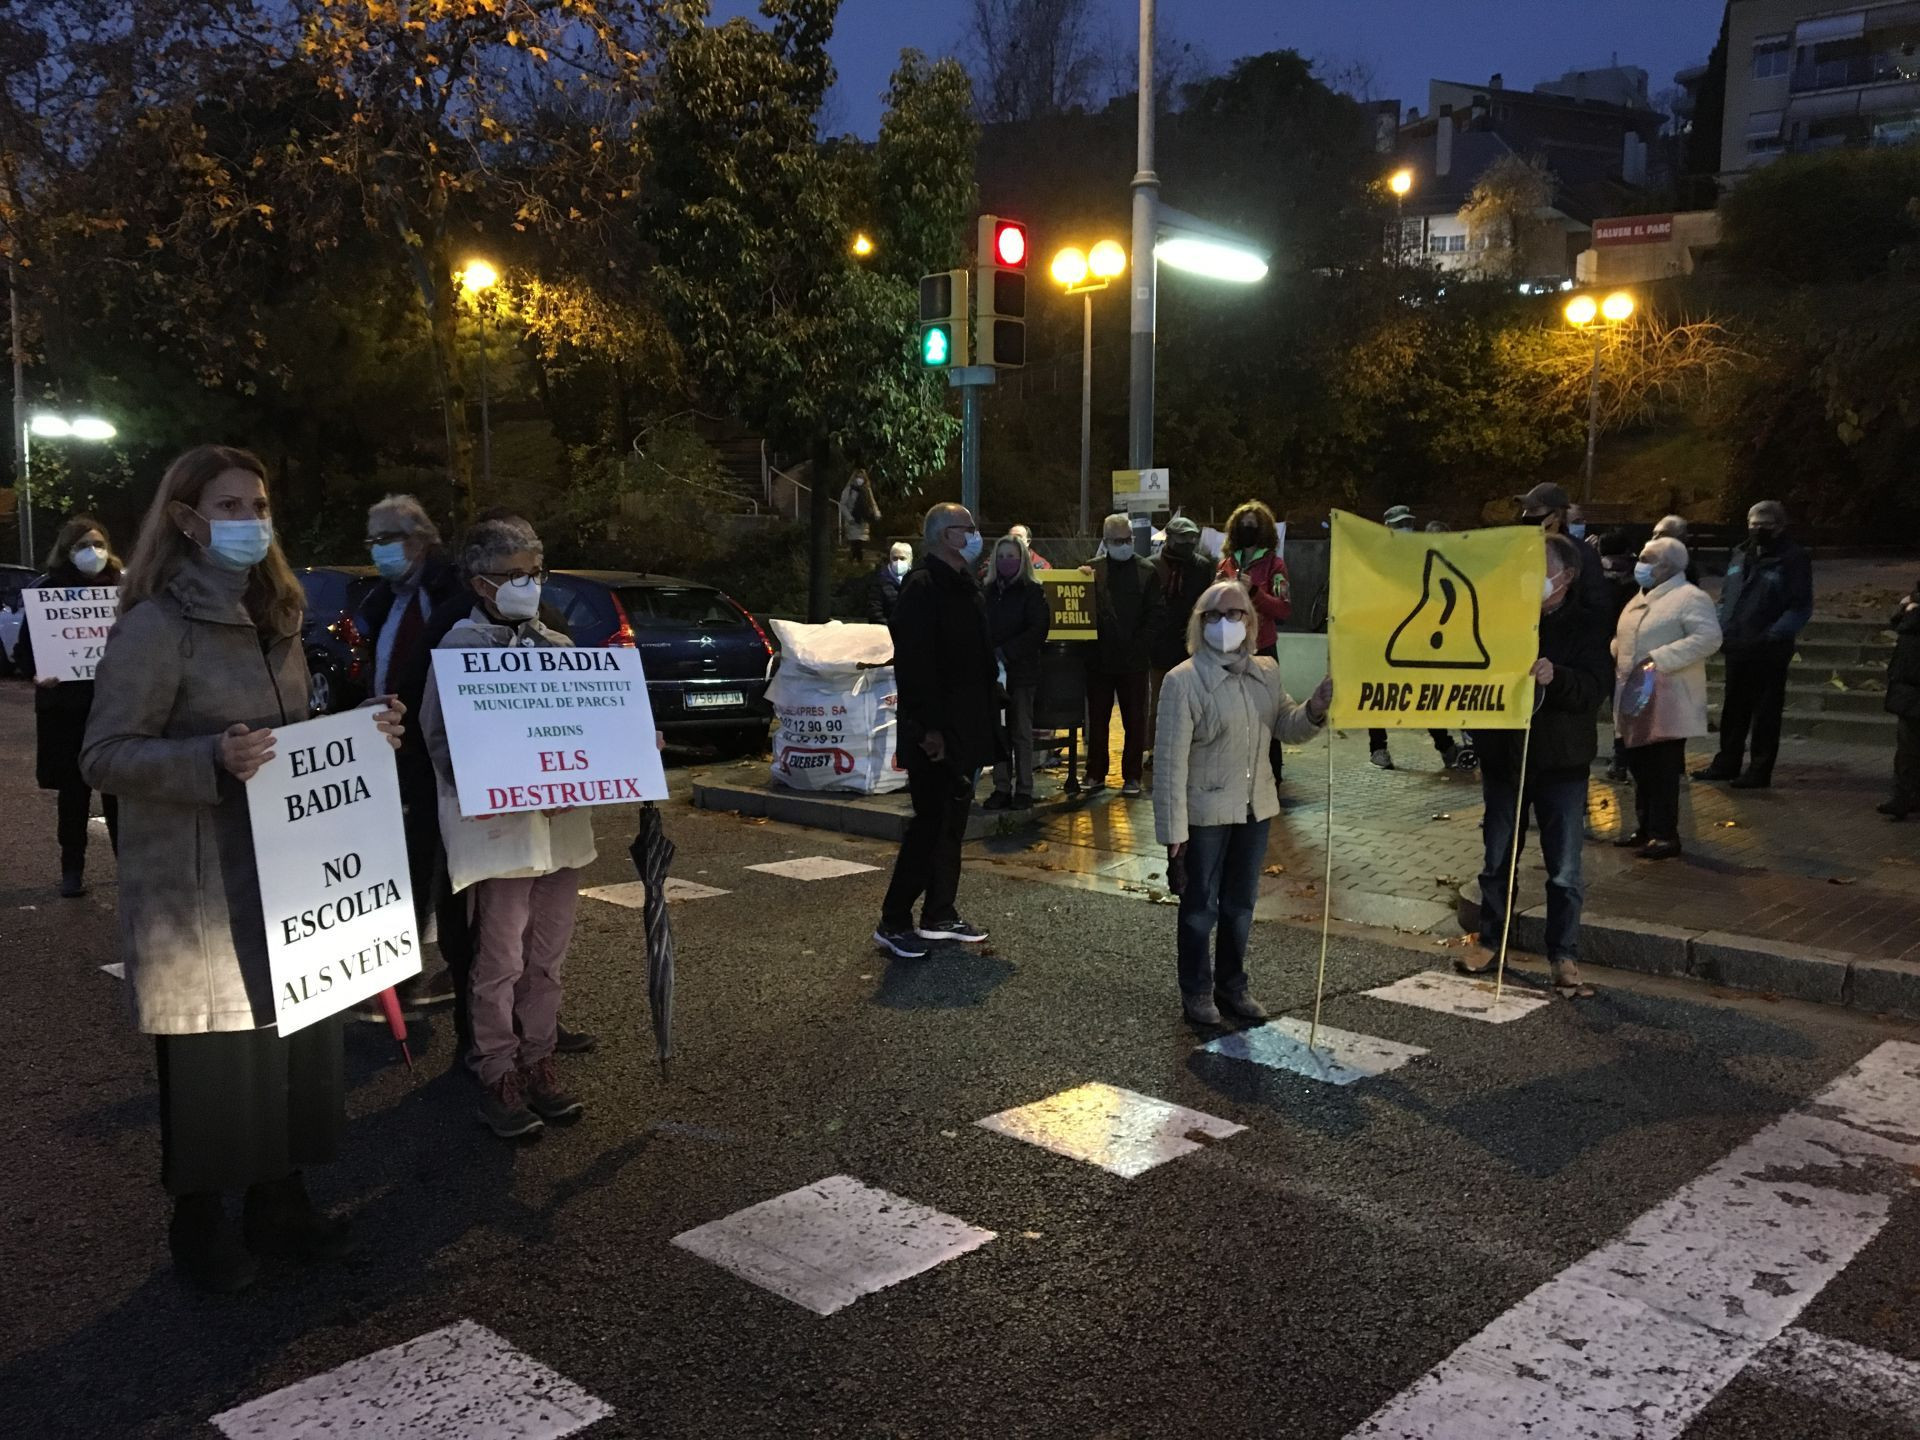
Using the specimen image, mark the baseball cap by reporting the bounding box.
[1382,505,1415,530]
[1514,482,1572,516]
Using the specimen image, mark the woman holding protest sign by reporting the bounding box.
[419,516,598,1142]
[80,445,405,1294]
[17,516,122,896]
[1153,579,1331,1027]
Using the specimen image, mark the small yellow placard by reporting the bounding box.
[1327,510,1543,731]
[1037,570,1097,642]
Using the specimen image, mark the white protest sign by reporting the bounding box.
[23,585,119,681]
[246,707,420,1035]
[431,645,668,818]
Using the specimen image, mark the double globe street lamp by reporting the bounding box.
[1050,239,1128,534]
[1564,290,1637,503]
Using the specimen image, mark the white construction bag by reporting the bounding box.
[765,619,905,795]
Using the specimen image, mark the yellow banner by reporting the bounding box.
[1037,569,1097,642]
[1328,510,1543,731]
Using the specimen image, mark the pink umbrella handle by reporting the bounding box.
[375,986,415,1072]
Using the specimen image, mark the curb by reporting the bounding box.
[691,779,1032,844]
[1455,885,1920,1020]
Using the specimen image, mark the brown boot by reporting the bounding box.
[523,1056,585,1123]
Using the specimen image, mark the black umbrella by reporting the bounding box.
[627,802,677,1081]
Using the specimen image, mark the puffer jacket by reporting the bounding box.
[419,610,598,892]
[1153,646,1323,845]
[80,557,307,1034]
[1612,575,1723,744]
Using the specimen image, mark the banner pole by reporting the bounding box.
[1307,704,1336,1051]
[1492,720,1533,1004]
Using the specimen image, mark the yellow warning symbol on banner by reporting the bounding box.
[1328,510,1543,731]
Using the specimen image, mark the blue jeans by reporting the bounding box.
[1478,771,1585,962]
[1177,819,1270,998]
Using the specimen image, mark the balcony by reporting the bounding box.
[1790,51,1920,93]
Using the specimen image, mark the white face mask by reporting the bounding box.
[1107,542,1134,563]
[891,557,910,578]
[1204,617,1247,653]
[489,578,543,622]
[71,544,109,577]
[1541,575,1557,603]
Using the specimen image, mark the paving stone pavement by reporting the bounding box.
[999,723,1920,963]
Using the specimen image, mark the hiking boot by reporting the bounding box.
[554,1024,597,1055]
[916,917,988,943]
[1215,990,1269,1022]
[874,925,930,960]
[1453,943,1498,977]
[1370,748,1395,770]
[1613,830,1651,849]
[1691,761,1738,783]
[1182,993,1223,1026]
[523,1057,585,1123]
[243,1171,358,1263]
[982,791,1012,811]
[1729,771,1772,790]
[1551,959,1595,997]
[476,1070,544,1140]
[169,1194,257,1295]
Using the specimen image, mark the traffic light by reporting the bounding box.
[918,268,970,368]
[974,215,1027,368]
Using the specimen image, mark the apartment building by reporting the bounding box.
[1722,0,1920,179]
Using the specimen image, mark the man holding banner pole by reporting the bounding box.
[1458,534,1613,997]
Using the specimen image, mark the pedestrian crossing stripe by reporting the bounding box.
[671,1174,994,1316]
[1199,1017,1428,1086]
[583,878,731,907]
[745,856,881,881]
[210,1318,610,1439]
[1361,969,1550,1024]
[976,1082,1244,1177]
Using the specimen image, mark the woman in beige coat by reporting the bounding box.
[81,445,403,1293]
[1154,579,1331,1026]
[1612,536,1722,859]
[420,517,598,1141]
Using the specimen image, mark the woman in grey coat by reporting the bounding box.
[82,445,403,1294]
[1154,579,1331,1026]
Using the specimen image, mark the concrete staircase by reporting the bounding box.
[1705,616,1898,744]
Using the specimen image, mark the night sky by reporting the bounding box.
[708,0,1727,135]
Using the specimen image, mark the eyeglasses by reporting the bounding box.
[1202,608,1250,623]
[367,530,409,547]
[483,568,548,587]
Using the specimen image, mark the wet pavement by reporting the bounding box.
[6,682,1920,1439]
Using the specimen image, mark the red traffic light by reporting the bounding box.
[993,220,1027,269]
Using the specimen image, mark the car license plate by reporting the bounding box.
[686,690,745,710]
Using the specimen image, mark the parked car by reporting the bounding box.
[543,569,775,745]
[296,564,377,715]
[0,562,40,677]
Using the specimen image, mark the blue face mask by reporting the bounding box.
[1568,522,1587,540]
[370,540,411,581]
[202,517,273,571]
[1634,562,1657,590]
[958,530,983,564]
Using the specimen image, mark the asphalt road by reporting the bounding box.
[3,684,1919,1439]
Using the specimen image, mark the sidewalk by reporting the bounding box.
[981,722,1920,1012]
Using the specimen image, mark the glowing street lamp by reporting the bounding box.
[1387,168,1415,265]
[18,412,116,564]
[1564,290,1637,502]
[1154,234,1269,285]
[1052,240,1130,533]
[851,233,875,259]
[459,257,501,490]
[1388,168,1414,198]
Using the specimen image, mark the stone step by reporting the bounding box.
[1708,657,1888,686]
[1707,683,1894,716]
[1800,617,1899,643]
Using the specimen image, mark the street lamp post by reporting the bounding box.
[1128,0,1159,471]
[1388,168,1414,265]
[460,259,500,492]
[1564,290,1636,504]
[19,413,117,565]
[1051,240,1129,534]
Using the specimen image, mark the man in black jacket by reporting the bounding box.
[1148,517,1214,746]
[874,503,999,960]
[1087,512,1163,796]
[1696,500,1814,789]
[1460,534,1613,997]
[1882,580,1920,819]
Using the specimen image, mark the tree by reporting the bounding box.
[644,1,975,619]
[1719,146,1920,284]
[963,0,1101,124]
[1460,153,1557,281]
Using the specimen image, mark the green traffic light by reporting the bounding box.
[922,325,950,367]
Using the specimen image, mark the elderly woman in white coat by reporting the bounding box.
[1612,536,1722,860]
[1154,579,1331,1026]
[421,517,598,1141]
